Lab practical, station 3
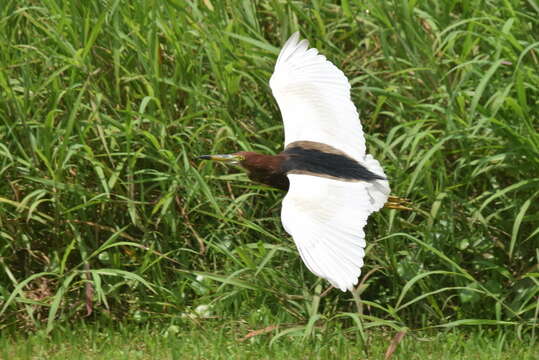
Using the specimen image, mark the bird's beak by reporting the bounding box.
[196,154,244,164]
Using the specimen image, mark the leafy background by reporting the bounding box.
[0,0,538,340]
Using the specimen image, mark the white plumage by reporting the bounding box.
[270,32,390,291]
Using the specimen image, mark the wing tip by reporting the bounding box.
[332,277,359,292]
[275,32,302,66]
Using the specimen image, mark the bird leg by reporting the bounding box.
[384,196,412,211]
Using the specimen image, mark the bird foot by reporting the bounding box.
[384,196,412,211]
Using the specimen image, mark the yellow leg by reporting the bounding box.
[384,196,412,211]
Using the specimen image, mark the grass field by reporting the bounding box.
[2,324,538,359]
[0,0,538,357]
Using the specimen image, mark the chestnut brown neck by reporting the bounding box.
[238,152,289,190]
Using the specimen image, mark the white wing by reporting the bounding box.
[281,174,388,291]
[272,33,392,290]
[270,32,366,162]
[270,32,390,208]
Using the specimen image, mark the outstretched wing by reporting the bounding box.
[273,33,391,290]
[281,174,386,291]
[270,32,366,162]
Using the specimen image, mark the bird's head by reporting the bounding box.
[197,151,284,173]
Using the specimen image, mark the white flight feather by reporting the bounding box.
[272,33,391,291]
[281,175,372,291]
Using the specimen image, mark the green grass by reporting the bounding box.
[1,323,538,360]
[0,0,538,347]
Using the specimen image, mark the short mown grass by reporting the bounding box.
[1,323,538,360]
[0,0,538,350]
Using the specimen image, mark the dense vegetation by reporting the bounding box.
[0,0,537,348]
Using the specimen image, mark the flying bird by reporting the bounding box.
[198,32,408,291]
